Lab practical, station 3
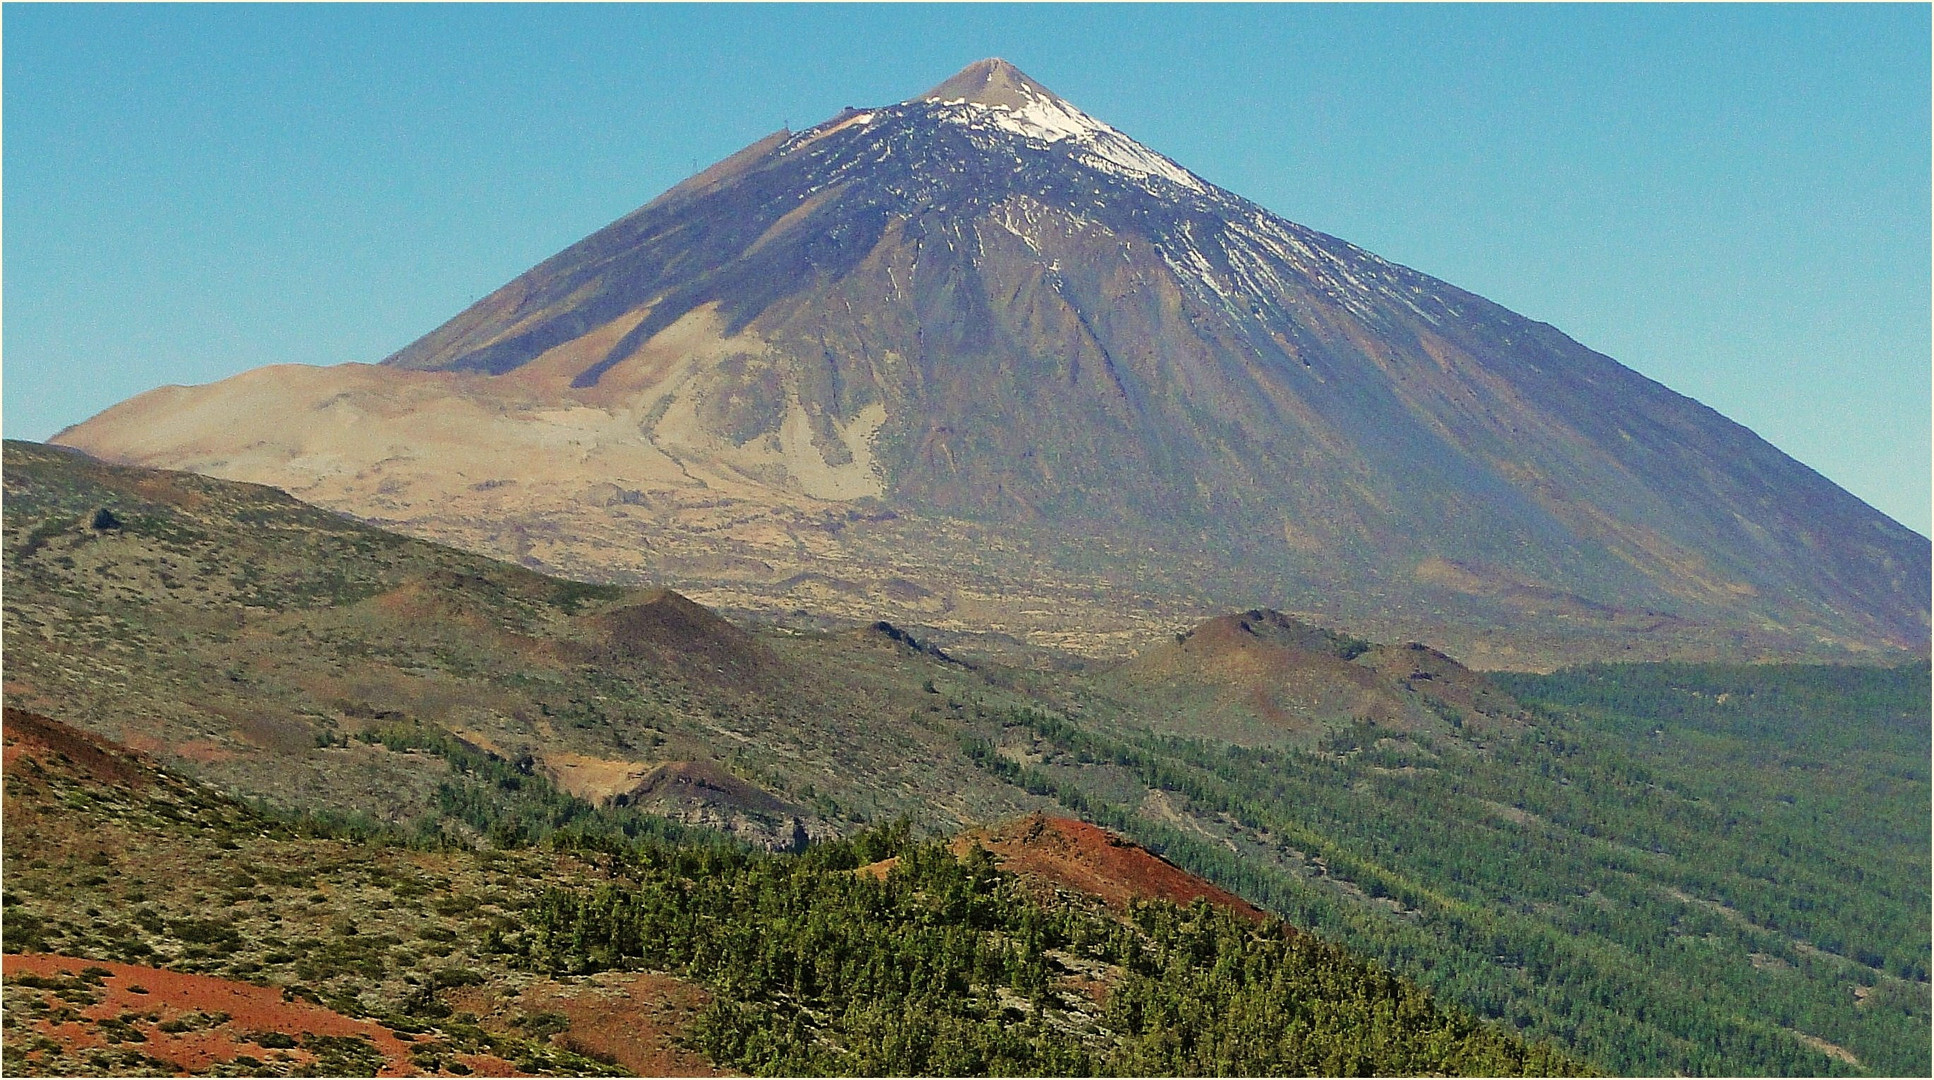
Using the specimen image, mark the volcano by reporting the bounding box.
[55,59,1929,664]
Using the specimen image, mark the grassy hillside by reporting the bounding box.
[6,440,1927,1075]
[1,439,1048,844]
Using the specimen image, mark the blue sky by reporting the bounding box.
[6,4,1929,534]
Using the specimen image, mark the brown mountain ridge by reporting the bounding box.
[1112,608,1527,744]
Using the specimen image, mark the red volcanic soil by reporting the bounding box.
[864,815,1266,922]
[966,815,1268,920]
[1,954,516,1077]
[2,707,152,788]
[449,970,729,1077]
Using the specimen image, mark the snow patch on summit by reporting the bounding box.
[931,89,1204,193]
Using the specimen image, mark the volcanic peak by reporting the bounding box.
[908,57,1205,191]
[49,62,1931,664]
[916,57,1056,109]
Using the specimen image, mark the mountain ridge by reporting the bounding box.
[52,59,1929,664]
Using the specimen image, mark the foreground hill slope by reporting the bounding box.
[2,709,1587,1077]
[53,60,1928,665]
[0,707,653,1076]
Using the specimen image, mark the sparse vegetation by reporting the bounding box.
[5,442,1926,1076]
[4,709,1584,1076]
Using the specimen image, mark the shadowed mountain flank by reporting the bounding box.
[53,59,1929,664]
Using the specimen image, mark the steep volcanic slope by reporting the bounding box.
[56,59,1929,663]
